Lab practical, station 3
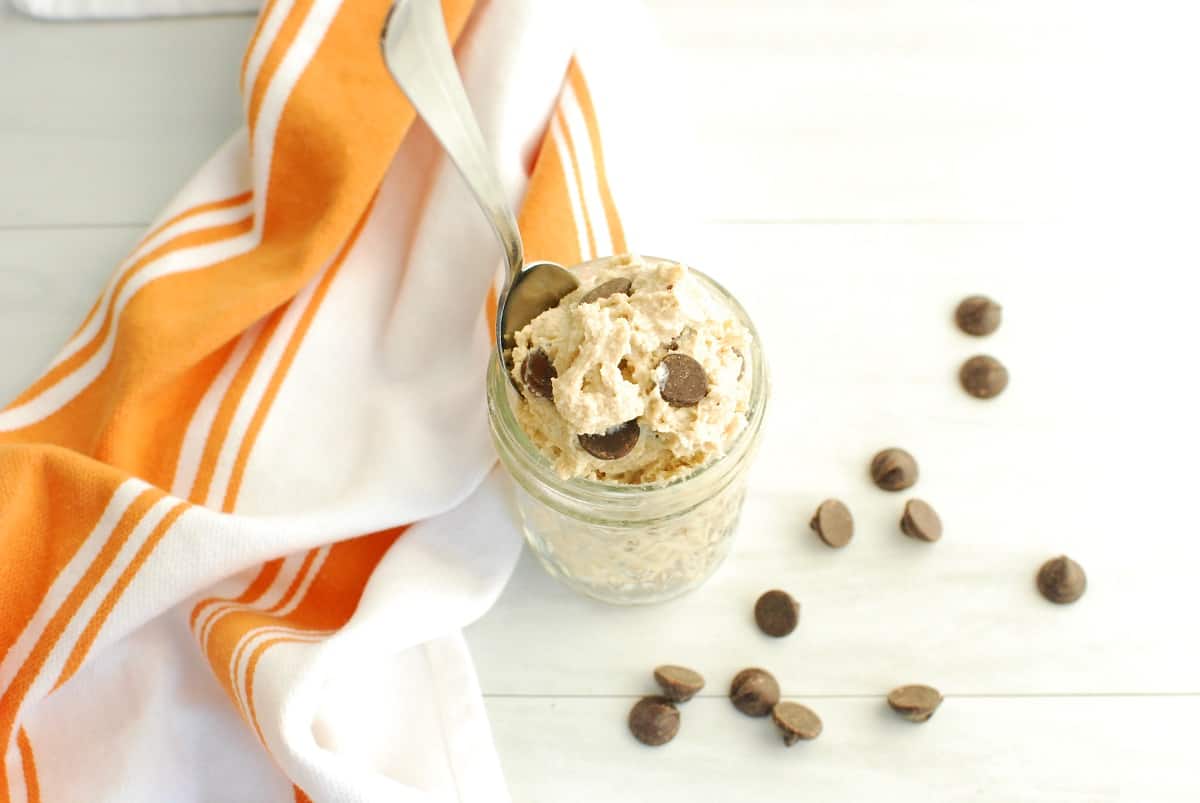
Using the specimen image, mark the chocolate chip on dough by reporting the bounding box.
[578,419,640,460]
[580,277,632,305]
[658,354,709,407]
[521,348,556,400]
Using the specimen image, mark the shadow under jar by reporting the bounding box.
[487,258,769,605]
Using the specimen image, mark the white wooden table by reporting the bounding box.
[3,2,1198,800]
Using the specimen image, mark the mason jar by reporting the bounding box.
[486,258,769,605]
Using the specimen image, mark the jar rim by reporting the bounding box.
[487,256,770,507]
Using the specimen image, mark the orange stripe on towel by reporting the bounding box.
[17,728,40,803]
[551,107,598,259]
[519,124,585,265]
[566,60,627,253]
[54,500,191,690]
[0,487,163,796]
[0,454,135,674]
[223,197,376,512]
[5,216,254,413]
[246,0,318,136]
[241,529,405,745]
[73,191,254,339]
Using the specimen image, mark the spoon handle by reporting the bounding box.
[381,0,523,283]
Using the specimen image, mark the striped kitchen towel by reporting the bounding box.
[0,0,686,800]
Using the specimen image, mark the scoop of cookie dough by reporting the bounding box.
[509,254,752,484]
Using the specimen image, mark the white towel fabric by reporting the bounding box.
[0,0,685,800]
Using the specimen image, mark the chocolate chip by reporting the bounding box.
[578,419,640,460]
[810,498,854,548]
[960,354,1008,399]
[754,590,800,638]
[887,684,943,722]
[955,295,1002,336]
[730,668,780,717]
[900,499,942,542]
[654,665,705,703]
[628,696,680,746]
[520,348,556,400]
[658,353,709,407]
[579,277,632,305]
[1036,555,1087,604]
[771,702,823,745]
[870,448,918,491]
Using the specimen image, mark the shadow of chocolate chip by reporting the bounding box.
[772,702,823,745]
[628,696,680,746]
[580,277,632,305]
[887,684,943,722]
[654,665,705,702]
[900,499,942,542]
[754,590,800,637]
[1036,555,1086,604]
[810,499,854,548]
[730,668,780,717]
[658,353,708,407]
[578,419,640,460]
[870,448,918,491]
[521,348,556,400]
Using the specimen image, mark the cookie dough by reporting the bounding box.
[509,254,753,484]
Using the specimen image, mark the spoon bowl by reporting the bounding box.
[498,261,581,351]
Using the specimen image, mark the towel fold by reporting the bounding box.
[0,0,684,799]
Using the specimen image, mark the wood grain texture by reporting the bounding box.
[0,5,250,227]
[0,226,139,401]
[643,0,1200,224]
[8,1,1195,227]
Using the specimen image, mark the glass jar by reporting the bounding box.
[486,258,769,605]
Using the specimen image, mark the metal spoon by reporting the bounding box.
[381,0,579,382]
